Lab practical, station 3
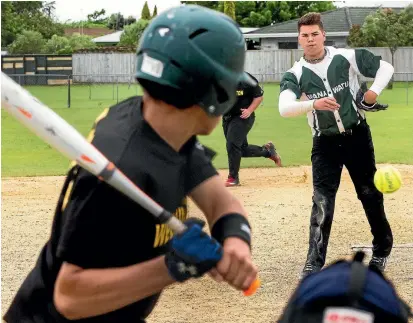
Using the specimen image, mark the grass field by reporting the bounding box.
[2,82,413,177]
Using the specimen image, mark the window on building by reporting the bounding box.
[278,42,298,49]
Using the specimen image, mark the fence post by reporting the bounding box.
[68,75,71,108]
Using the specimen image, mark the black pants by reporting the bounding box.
[306,120,393,268]
[223,113,269,179]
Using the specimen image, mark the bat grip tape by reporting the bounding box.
[98,162,116,181]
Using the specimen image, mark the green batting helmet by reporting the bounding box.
[135,4,255,117]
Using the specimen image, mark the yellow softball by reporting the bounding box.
[374,166,402,194]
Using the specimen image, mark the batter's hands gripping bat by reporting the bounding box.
[1,72,260,297]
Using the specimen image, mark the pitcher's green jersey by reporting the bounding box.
[280,46,382,136]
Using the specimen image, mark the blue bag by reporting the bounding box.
[278,252,412,323]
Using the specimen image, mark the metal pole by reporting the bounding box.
[407,73,409,106]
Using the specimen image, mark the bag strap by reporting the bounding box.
[347,251,368,307]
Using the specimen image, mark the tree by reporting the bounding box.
[152,5,158,18]
[347,5,413,89]
[42,1,56,18]
[118,19,150,46]
[224,2,236,21]
[68,34,97,51]
[181,1,220,11]
[141,1,151,20]
[1,2,16,46]
[289,1,335,19]
[1,1,64,47]
[181,1,336,27]
[347,25,365,47]
[43,34,72,54]
[7,30,46,54]
[107,13,125,30]
[87,9,107,23]
[125,16,137,25]
[11,1,43,14]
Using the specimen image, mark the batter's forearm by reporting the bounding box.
[369,60,394,96]
[54,256,175,320]
[279,89,314,117]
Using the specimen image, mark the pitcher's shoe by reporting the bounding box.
[369,255,388,273]
[300,262,321,279]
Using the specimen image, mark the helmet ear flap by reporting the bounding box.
[213,80,230,104]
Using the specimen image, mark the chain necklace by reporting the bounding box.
[303,48,327,64]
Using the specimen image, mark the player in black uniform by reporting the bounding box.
[4,6,258,323]
[223,72,282,187]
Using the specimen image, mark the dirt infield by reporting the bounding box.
[2,165,412,322]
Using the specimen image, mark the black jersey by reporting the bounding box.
[4,96,218,323]
[224,72,263,117]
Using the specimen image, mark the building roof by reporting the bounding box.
[240,27,259,33]
[92,30,124,43]
[64,27,113,38]
[245,7,403,38]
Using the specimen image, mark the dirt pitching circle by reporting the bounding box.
[2,165,412,322]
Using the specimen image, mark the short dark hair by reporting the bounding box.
[297,12,324,32]
[137,78,196,109]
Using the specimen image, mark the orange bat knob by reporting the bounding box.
[243,278,261,296]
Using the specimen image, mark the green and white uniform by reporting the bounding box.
[278,46,395,276]
[279,46,391,136]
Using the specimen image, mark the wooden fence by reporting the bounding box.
[2,48,413,84]
[71,47,413,83]
[1,54,72,85]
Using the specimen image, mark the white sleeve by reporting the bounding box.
[369,60,394,96]
[279,89,315,117]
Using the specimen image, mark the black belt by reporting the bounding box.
[341,119,367,136]
[320,120,366,137]
[340,128,354,136]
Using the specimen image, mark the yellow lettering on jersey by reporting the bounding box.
[61,107,109,212]
[62,179,74,211]
[153,199,188,248]
[85,107,109,144]
[236,90,244,96]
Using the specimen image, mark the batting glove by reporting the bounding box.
[355,82,388,112]
[165,218,223,282]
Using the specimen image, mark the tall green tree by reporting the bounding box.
[224,2,236,21]
[348,5,413,89]
[141,1,151,20]
[152,5,158,18]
